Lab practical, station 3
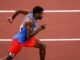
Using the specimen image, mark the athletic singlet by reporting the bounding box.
[13,12,37,43]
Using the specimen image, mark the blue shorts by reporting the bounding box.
[12,27,27,44]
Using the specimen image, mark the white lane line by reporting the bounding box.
[0,39,80,41]
[0,10,80,13]
[44,10,80,12]
[0,10,15,13]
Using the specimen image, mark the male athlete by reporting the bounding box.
[1,6,46,60]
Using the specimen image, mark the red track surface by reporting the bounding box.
[0,0,80,60]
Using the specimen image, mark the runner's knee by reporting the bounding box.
[39,43,46,50]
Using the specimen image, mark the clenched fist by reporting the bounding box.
[40,24,46,30]
[7,17,13,24]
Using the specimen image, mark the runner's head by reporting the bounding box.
[33,6,44,20]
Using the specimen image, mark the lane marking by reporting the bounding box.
[0,10,80,13]
[45,10,80,12]
[0,39,80,41]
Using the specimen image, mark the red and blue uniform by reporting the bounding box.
[9,12,38,55]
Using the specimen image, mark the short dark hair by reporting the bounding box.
[33,6,44,14]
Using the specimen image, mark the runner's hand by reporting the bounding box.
[7,17,13,24]
[40,24,46,30]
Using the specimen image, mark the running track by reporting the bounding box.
[0,0,80,60]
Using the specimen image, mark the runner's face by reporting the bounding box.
[36,11,44,20]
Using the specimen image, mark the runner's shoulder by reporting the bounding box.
[25,16,34,25]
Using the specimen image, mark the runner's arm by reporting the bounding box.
[8,9,30,24]
[24,18,46,39]
[12,9,29,19]
[29,25,46,38]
